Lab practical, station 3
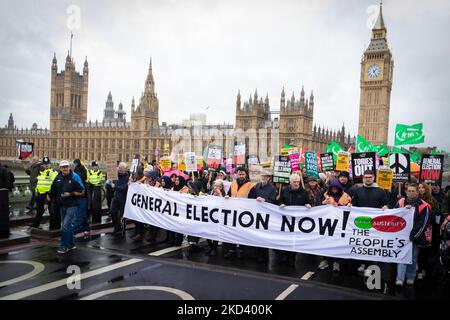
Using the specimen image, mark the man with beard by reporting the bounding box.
[248,170,277,263]
[223,167,254,259]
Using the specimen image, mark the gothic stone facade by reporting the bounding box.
[0,55,352,163]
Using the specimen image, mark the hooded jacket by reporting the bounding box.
[395,196,431,246]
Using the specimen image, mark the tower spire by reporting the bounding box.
[145,57,155,95]
[70,32,73,59]
[373,1,385,30]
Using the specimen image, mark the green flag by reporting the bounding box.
[326,141,344,162]
[392,146,408,154]
[375,144,390,157]
[356,135,373,153]
[410,152,422,163]
[394,123,425,146]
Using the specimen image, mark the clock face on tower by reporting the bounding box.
[367,64,382,79]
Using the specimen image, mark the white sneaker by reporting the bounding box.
[417,272,423,280]
[333,262,340,272]
[318,260,329,270]
[395,280,404,286]
[406,279,415,285]
[357,264,366,273]
[364,269,372,277]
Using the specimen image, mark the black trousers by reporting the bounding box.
[133,221,145,236]
[0,189,9,237]
[88,185,102,224]
[49,200,61,231]
[110,198,125,232]
[147,225,159,242]
[27,189,36,209]
[207,239,218,249]
[33,193,48,226]
[165,231,183,246]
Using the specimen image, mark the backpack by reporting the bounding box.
[398,198,432,247]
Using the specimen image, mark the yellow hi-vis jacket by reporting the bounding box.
[35,169,58,194]
[88,169,104,185]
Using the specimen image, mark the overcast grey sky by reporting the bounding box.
[1,0,449,150]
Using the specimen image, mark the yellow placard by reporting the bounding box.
[159,158,172,170]
[335,152,350,171]
[377,169,393,191]
[196,157,204,169]
[177,154,186,171]
[163,144,170,157]
[281,146,296,156]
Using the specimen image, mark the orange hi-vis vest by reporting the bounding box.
[230,180,254,198]
[325,192,351,206]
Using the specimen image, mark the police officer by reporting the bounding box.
[87,161,104,224]
[29,157,58,228]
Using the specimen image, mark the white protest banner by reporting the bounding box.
[130,154,141,180]
[124,184,413,264]
[233,142,246,165]
[184,152,197,173]
[206,145,222,171]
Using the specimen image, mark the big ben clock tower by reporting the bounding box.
[358,2,394,145]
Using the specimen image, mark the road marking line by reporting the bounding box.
[301,271,315,280]
[0,261,45,287]
[0,258,143,300]
[149,244,188,257]
[275,284,299,300]
[80,285,194,300]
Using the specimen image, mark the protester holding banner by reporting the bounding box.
[416,182,441,280]
[128,163,150,241]
[305,177,324,207]
[278,173,312,267]
[337,171,355,197]
[204,179,227,257]
[318,179,352,272]
[223,167,255,259]
[141,167,160,244]
[166,175,189,246]
[186,180,206,255]
[247,170,277,263]
[348,170,389,279]
[110,162,129,236]
[395,183,431,286]
[322,179,352,206]
[160,176,173,190]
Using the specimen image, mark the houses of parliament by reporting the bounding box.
[0,4,392,164]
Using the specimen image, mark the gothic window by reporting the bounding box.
[288,119,294,131]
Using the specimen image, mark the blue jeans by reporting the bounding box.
[73,198,91,233]
[60,206,78,249]
[397,244,420,282]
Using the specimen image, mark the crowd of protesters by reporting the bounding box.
[14,155,450,293]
